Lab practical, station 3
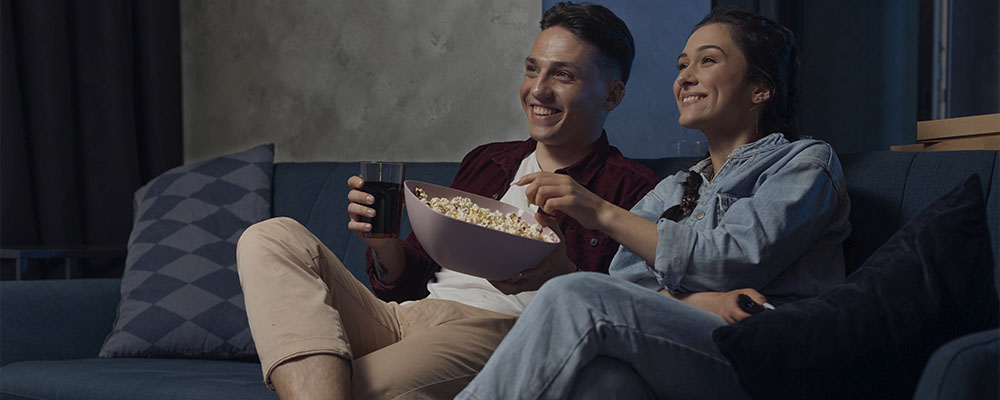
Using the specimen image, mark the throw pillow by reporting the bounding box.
[100,144,274,358]
[712,174,999,400]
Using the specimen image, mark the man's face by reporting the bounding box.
[520,27,614,147]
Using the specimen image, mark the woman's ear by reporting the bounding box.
[603,80,626,111]
[751,84,772,104]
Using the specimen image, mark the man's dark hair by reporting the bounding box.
[694,6,801,140]
[540,2,635,84]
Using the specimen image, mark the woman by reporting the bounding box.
[456,6,851,400]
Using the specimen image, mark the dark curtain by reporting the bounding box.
[1,0,182,258]
[714,0,919,153]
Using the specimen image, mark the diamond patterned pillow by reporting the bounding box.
[100,144,273,358]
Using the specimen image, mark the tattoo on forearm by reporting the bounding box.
[375,261,389,280]
[372,251,389,281]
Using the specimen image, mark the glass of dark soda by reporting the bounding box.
[359,161,405,238]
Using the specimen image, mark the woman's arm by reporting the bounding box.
[594,203,658,264]
[665,288,769,324]
[654,155,847,293]
[518,172,660,264]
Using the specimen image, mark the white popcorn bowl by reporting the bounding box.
[403,180,560,280]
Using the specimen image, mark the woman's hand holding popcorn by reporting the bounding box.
[517,172,615,232]
[519,171,659,264]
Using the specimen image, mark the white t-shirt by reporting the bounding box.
[420,151,541,316]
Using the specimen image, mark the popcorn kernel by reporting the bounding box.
[415,188,557,243]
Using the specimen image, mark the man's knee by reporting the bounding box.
[239,217,304,246]
[237,217,310,276]
[238,217,309,255]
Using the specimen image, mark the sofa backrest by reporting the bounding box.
[838,151,999,276]
[273,162,460,288]
[273,151,999,292]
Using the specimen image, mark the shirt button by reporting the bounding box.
[695,211,705,220]
[589,238,599,246]
[491,193,499,199]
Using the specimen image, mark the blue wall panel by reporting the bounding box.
[542,0,712,158]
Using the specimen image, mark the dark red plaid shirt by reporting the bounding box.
[367,133,659,302]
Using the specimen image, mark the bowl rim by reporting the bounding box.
[403,180,561,245]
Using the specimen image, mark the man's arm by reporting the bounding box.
[346,176,407,283]
[365,234,439,302]
[364,142,514,301]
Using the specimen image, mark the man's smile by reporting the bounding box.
[531,105,562,116]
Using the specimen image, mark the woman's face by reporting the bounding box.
[673,23,759,135]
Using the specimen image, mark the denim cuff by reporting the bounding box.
[654,218,697,291]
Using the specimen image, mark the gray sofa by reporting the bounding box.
[2,151,998,399]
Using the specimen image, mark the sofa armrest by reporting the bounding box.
[1,279,120,366]
[913,328,999,400]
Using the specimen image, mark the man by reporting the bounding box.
[237,2,657,399]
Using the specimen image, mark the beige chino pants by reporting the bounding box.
[237,217,516,399]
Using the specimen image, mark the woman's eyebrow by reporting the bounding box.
[678,45,727,61]
[698,45,726,54]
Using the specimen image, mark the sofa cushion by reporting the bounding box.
[0,358,274,400]
[100,145,273,358]
[913,328,1000,400]
[712,174,1000,400]
[0,279,120,367]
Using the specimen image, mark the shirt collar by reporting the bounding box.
[492,138,537,174]
[555,131,612,186]
[727,133,788,159]
[492,131,612,187]
[688,133,788,180]
[689,157,714,176]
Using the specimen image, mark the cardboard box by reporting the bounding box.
[890,143,928,152]
[922,134,1000,151]
[892,133,999,152]
[916,113,1000,142]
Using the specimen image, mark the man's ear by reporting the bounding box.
[751,83,772,104]
[603,80,626,111]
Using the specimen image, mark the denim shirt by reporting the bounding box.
[609,133,851,303]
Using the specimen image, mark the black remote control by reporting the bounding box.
[737,294,766,315]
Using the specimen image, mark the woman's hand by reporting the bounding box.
[517,172,611,231]
[489,213,577,294]
[669,288,769,324]
[518,171,659,265]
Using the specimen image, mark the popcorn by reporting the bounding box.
[415,188,558,243]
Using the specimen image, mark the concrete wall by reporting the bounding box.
[181,0,541,163]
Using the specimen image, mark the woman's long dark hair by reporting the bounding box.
[694,6,801,141]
